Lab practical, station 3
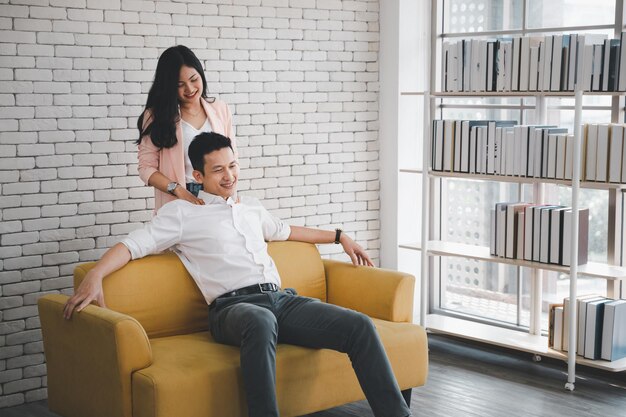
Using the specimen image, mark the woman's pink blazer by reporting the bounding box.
[137,98,236,211]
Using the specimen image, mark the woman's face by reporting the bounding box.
[177,65,203,106]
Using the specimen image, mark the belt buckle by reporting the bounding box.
[259,283,268,293]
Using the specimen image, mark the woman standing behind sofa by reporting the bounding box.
[136,45,236,211]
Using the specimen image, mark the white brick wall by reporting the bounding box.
[0,0,380,408]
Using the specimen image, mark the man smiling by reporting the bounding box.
[63,132,412,417]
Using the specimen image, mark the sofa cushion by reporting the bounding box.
[131,319,427,417]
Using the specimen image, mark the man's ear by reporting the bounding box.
[192,170,204,183]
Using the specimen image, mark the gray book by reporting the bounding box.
[577,296,605,356]
[584,298,612,360]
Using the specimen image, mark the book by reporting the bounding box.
[619,32,626,91]
[550,35,563,91]
[487,41,496,91]
[503,41,513,91]
[529,45,540,91]
[463,39,472,91]
[595,124,609,182]
[608,124,624,182]
[577,295,605,356]
[512,37,521,91]
[554,306,564,351]
[602,39,613,91]
[505,128,515,176]
[471,39,482,92]
[563,294,601,352]
[506,203,529,259]
[443,42,450,91]
[516,210,525,259]
[560,35,570,92]
[443,120,455,172]
[540,206,556,263]
[549,207,567,265]
[524,205,535,261]
[585,123,598,181]
[584,298,612,360]
[546,133,559,179]
[432,120,444,171]
[564,134,574,180]
[607,40,620,91]
[548,303,563,348]
[555,134,567,180]
[592,44,603,92]
[490,208,497,255]
[567,34,578,91]
[496,202,509,257]
[519,37,530,91]
[601,299,626,361]
[542,35,553,91]
[562,208,589,266]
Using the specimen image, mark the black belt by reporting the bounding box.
[216,283,279,300]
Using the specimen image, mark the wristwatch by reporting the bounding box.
[334,228,342,244]
[166,182,180,195]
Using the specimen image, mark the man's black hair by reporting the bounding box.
[188,132,234,174]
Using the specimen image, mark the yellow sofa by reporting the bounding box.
[38,241,428,417]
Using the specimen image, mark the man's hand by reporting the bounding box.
[340,233,374,267]
[63,270,107,320]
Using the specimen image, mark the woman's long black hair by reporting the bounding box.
[136,45,214,149]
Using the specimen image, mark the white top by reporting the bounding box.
[121,190,292,304]
[181,117,212,183]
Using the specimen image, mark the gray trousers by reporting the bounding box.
[208,290,412,417]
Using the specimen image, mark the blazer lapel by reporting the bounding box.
[201,98,225,135]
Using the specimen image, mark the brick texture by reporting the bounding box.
[0,0,380,407]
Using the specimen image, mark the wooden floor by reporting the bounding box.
[2,334,625,417]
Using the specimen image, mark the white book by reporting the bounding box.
[550,35,563,91]
[494,127,502,175]
[443,42,450,91]
[564,134,574,180]
[490,208,497,255]
[592,44,603,91]
[505,129,515,176]
[471,39,481,92]
[619,32,626,91]
[503,41,513,91]
[487,41,495,91]
[513,126,523,176]
[562,208,590,267]
[602,39,612,92]
[529,46,540,91]
[584,299,612,359]
[542,35,553,91]
[479,40,488,91]
[540,206,553,263]
[480,126,489,174]
[595,124,609,182]
[567,34,578,91]
[554,306,564,351]
[516,211,525,259]
[601,299,626,361]
[469,125,477,174]
[519,37,530,91]
[609,125,624,182]
[555,134,567,180]
[527,127,537,177]
[534,128,544,178]
[432,120,444,171]
[443,120,455,172]
[547,133,558,179]
[524,205,535,261]
[519,126,529,177]
[476,126,486,174]
[500,128,507,175]
[585,124,598,181]
[457,40,465,92]
[563,294,599,352]
[581,44,594,91]
[578,295,605,356]
[454,119,463,172]
[538,40,546,91]
[512,37,521,91]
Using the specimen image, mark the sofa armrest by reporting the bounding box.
[323,260,415,323]
[38,294,152,417]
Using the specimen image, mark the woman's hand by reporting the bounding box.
[174,186,205,205]
[63,270,106,320]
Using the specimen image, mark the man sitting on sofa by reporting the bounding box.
[63,132,412,417]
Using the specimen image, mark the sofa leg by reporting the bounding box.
[401,388,412,407]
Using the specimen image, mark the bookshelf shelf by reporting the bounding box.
[426,314,626,372]
[428,170,626,190]
[430,91,626,97]
[426,241,626,280]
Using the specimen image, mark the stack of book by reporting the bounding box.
[489,202,588,267]
[549,297,626,361]
[432,120,578,180]
[443,32,626,92]
[583,123,626,183]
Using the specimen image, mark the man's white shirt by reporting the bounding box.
[121,190,291,304]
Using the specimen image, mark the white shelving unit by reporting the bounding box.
[409,0,626,392]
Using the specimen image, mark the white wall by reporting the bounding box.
[0,0,381,407]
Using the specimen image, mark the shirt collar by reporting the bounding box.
[197,190,238,206]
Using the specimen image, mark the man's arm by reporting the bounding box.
[287,226,374,267]
[63,243,131,320]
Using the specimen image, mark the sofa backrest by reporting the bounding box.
[74,241,326,338]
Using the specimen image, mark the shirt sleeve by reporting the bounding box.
[120,202,184,259]
[258,204,291,242]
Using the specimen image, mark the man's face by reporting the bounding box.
[192,147,239,199]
